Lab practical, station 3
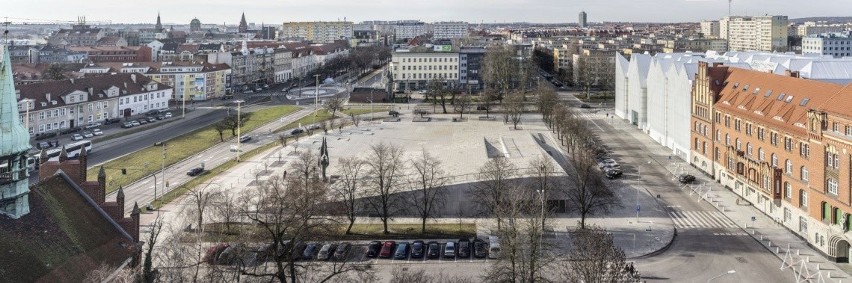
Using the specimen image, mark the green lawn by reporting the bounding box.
[90,105,300,193]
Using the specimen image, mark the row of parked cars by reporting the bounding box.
[70,129,104,141]
[121,112,173,129]
[366,238,498,260]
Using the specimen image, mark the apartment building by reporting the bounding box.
[690,62,852,262]
[720,15,789,52]
[432,22,469,39]
[390,48,459,91]
[798,22,852,37]
[16,73,172,135]
[48,24,105,47]
[279,21,354,43]
[394,21,428,40]
[802,32,852,58]
[68,46,153,63]
[701,20,721,38]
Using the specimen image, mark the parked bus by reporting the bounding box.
[28,140,92,170]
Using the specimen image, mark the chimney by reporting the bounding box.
[785,70,800,78]
[130,202,140,241]
[131,74,137,84]
[88,87,93,96]
[116,186,125,217]
[45,93,51,102]
[70,78,74,84]
[97,166,107,204]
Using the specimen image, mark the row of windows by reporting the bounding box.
[717,112,808,157]
[401,65,459,71]
[399,73,458,80]
[401,57,458,63]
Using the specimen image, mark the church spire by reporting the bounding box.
[0,45,33,219]
[239,12,248,33]
[155,12,163,31]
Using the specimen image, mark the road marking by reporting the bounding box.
[669,210,737,229]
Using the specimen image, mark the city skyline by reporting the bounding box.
[5,0,851,25]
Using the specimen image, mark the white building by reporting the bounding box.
[390,49,460,91]
[16,73,172,134]
[279,21,354,43]
[802,32,852,58]
[720,15,789,52]
[797,21,851,37]
[432,22,469,39]
[394,21,427,40]
[700,20,720,38]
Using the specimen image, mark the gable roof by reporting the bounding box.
[0,173,136,282]
[16,73,169,112]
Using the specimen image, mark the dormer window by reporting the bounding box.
[753,87,760,94]
[777,93,786,101]
[732,82,739,89]
[765,90,773,97]
[743,84,749,91]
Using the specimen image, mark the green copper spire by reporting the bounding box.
[0,45,30,157]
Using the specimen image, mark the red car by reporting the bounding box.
[378,241,396,258]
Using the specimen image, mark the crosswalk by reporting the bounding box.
[713,232,748,236]
[669,210,738,229]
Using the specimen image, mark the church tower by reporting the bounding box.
[0,45,32,219]
[239,12,248,33]
[155,12,163,31]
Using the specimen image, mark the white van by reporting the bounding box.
[488,236,500,259]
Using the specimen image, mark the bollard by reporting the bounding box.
[760,235,764,240]
[797,249,800,255]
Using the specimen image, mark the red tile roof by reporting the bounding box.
[15,73,170,111]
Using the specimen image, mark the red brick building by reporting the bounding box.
[69,46,152,63]
[691,61,852,262]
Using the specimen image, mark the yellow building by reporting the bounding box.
[279,22,354,43]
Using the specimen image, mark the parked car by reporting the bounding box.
[444,241,456,258]
[393,242,410,260]
[473,238,488,258]
[317,244,336,261]
[580,103,591,108]
[333,242,351,260]
[71,134,83,141]
[84,123,101,129]
[242,90,254,94]
[121,122,134,128]
[104,118,122,125]
[366,241,382,258]
[137,119,148,125]
[302,243,318,260]
[239,135,252,143]
[678,174,696,184]
[378,241,396,258]
[164,112,173,119]
[410,240,425,258]
[186,167,204,176]
[92,129,103,136]
[457,239,471,258]
[156,115,164,120]
[388,110,400,117]
[426,241,441,259]
[130,121,141,126]
[147,116,156,123]
[291,128,304,135]
[82,131,94,138]
[36,141,52,150]
[605,168,623,179]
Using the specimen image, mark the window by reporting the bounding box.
[799,216,808,233]
[784,182,792,199]
[746,123,753,135]
[726,134,730,145]
[784,137,793,151]
[770,132,778,146]
[826,152,839,169]
[785,160,793,174]
[747,143,753,157]
[735,119,741,131]
[736,139,741,151]
[771,154,777,167]
[758,148,765,161]
[757,128,765,140]
[828,178,839,195]
[800,143,810,158]
[784,208,792,222]
[801,167,809,182]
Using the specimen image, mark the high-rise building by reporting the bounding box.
[700,20,721,38]
[579,11,588,28]
[279,21,354,43]
[0,45,31,219]
[432,22,469,39]
[720,15,788,52]
[394,20,427,40]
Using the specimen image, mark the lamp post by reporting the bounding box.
[707,270,736,282]
[314,74,321,125]
[159,142,166,202]
[235,100,245,162]
[536,188,545,253]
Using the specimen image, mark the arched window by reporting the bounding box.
[758,148,764,161]
[771,153,778,167]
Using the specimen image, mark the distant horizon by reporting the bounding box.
[5,0,851,26]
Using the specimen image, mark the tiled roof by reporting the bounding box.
[16,73,170,111]
[0,173,136,282]
[713,67,846,135]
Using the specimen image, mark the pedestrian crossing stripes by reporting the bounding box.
[713,232,748,236]
[669,210,738,229]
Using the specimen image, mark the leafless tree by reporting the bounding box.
[292,150,319,188]
[365,142,406,234]
[565,149,618,229]
[485,184,550,283]
[409,149,447,234]
[84,264,138,283]
[142,215,163,283]
[390,268,475,283]
[454,92,472,119]
[527,154,560,228]
[483,46,517,102]
[214,190,240,234]
[279,134,288,148]
[471,157,517,230]
[324,95,345,117]
[222,112,252,136]
[350,111,361,127]
[334,156,366,234]
[534,85,558,128]
[328,118,338,134]
[505,91,525,129]
[214,121,228,142]
[556,225,641,283]
[187,183,220,233]
[428,78,450,114]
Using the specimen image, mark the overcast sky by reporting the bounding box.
[5,0,850,25]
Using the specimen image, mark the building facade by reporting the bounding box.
[802,32,852,58]
[721,15,789,52]
[579,11,588,28]
[691,62,852,262]
[16,73,172,135]
[798,22,851,37]
[68,46,153,63]
[279,21,354,43]
[432,22,469,39]
[701,20,721,38]
[48,24,105,47]
[390,49,460,91]
[146,62,230,101]
[394,21,427,40]
[459,46,485,91]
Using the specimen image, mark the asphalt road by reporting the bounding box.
[560,92,793,282]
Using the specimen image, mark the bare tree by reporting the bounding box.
[84,264,138,283]
[565,149,618,229]
[505,91,525,129]
[279,134,288,148]
[329,118,338,134]
[321,120,329,135]
[471,157,517,230]
[527,154,559,228]
[409,149,447,234]
[214,190,240,234]
[292,150,318,188]
[187,183,220,233]
[390,268,474,283]
[534,85,558,128]
[350,112,361,127]
[428,78,450,114]
[324,95,345,117]
[485,184,550,283]
[223,112,252,136]
[335,156,366,234]
[557,225,641,283]
[454,92,472,119]
[142,215,163,283]
[214,121,228,142]
[365,142,405,234]
[482,46,517,102]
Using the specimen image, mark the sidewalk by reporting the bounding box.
[604,115,851,282]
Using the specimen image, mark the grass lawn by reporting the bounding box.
[90,105,300,193]
[273,107,389,134]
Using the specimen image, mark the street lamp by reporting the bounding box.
[314,74,321,125]
[536,188,545,253]
[707,270,736,282]
[234,100,245,162]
